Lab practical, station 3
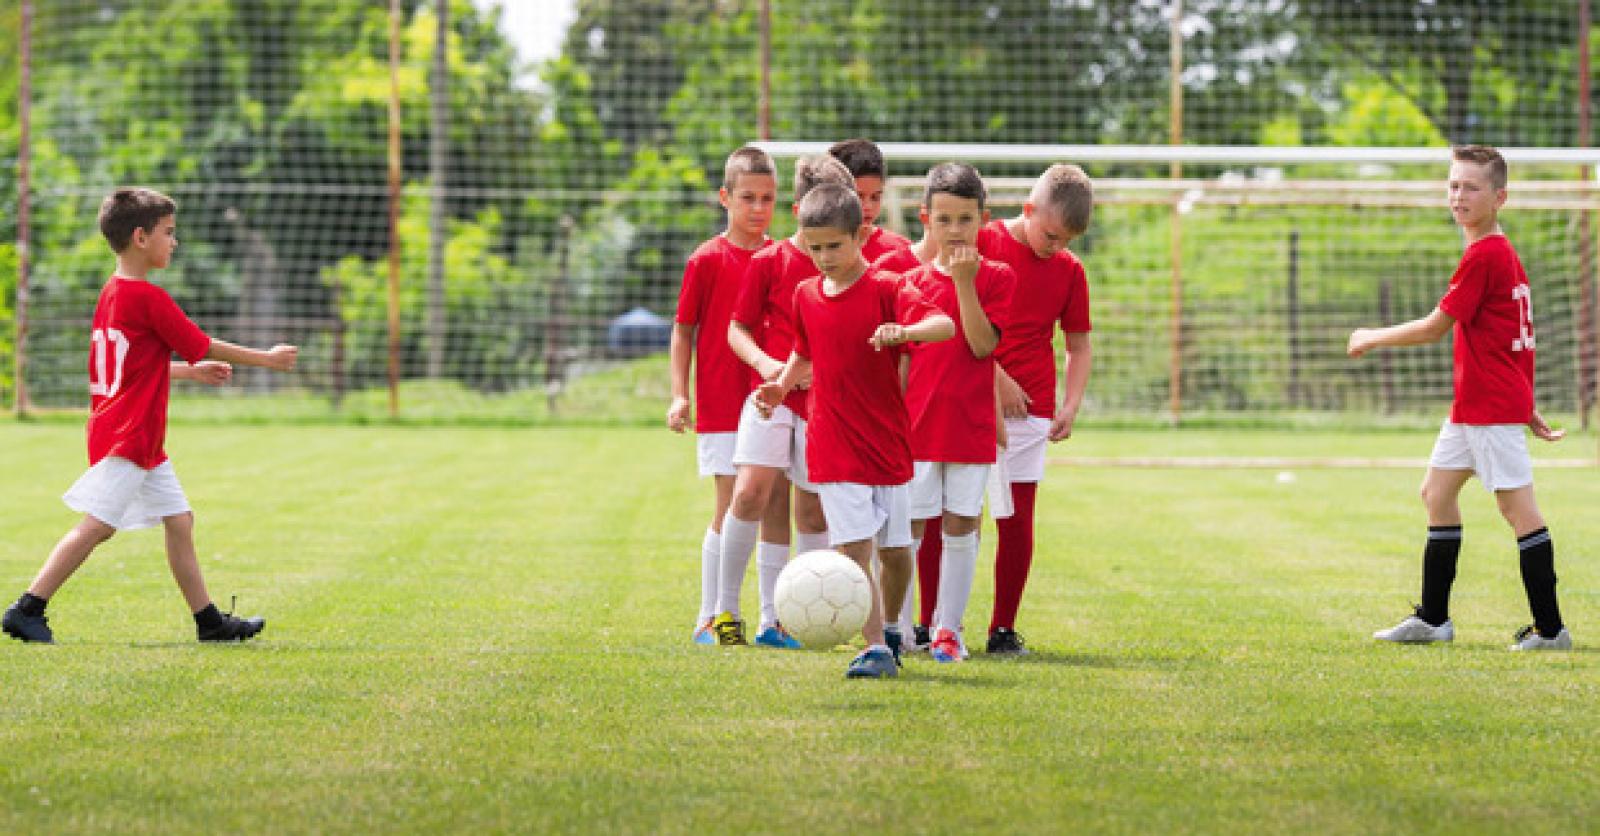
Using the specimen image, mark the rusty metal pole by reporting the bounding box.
[14,0,32,417]
[386,0,404,418]
[759,0,772,142]
[1168,0,1185,424]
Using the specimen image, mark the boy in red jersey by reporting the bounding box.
[668,146,777,645]
[901,163,1015,663]
[829,138,912,263]
[972,164,1095,655]
[712,155,855,647]
[756,183,954,679]
[1350,146,1571,651]
[3,188,298,644]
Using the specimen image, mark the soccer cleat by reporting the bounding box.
[884,628,904,666]
[754,623,802,649]
[692,619,716,645]
[197,605,265,643]
[3,603,54,644]
[845,648,899,679]
[986,627,1029,656]
[930,628,962,663]
[712,611,747,646]
[1510,625,1572,652]
[911,623,931,653]
[1372,608,1454,644]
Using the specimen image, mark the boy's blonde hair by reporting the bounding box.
[1453,145,1508,190]
[797,183,862,234]
[1030,164,1094,234]
[723,146,777,192]
[793,154,855,205]
[99,187,177,253]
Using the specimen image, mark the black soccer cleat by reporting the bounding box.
[3,603,55,644]
[198,611,266,643]
[986,627,1028,656]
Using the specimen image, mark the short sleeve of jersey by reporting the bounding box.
[1439,245,1490,323]
[982,263,1017,338]
[675,254,708,326]
[792,281,812,359]
[891,275,940,328]
[148,286,212,363]
[732,256,767,330]
[1057,260,1092,334]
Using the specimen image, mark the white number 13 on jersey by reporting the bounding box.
[89,328,130,397]
[1511,285,1535,351]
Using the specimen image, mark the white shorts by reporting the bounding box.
[986,450,1015,519]
[732,398,815,491]
[1001,416,1053,483]
[817,482,912,549]
[696,432,737,477]
[910,461,991,520]
[63,457,191,531]
[1428,421,1534,492]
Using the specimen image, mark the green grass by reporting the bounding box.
[1,423,1597,833]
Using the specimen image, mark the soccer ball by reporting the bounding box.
[774,549,872,649]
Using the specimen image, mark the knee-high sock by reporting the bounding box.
[795,529,830,554]
[756,541,790,628]
[916,517,944,626]
[1517,527,1564,638]
[937,531,980,634]
[699,527,721,622]
[716,514,760,617]
[991,481,1038,632]
[1419,525,1462,626]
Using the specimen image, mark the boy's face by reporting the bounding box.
[720,173,778,240]
[799,224,867,279]
[132,216,178,268]
[920,192,988,259]
[1447,161,1505,229]
[1020,203,1077,259]
[854,175,885,227]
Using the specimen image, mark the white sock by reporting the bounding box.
[905,536,923,629]
[795,529,830,554]
[699,528,721,622]
[756,541,790,628]
[935,531,979,635]
[717,514,760,617]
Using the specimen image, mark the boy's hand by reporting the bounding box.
[1529,410,1566,442]
[997,418,1009,450]
[870,323,907,351]
[1049,408,1077,442]
[948,244,980,285]
[1346,328,1377,358]
[666,396,692,433]
[266,344,299,371]
[192,360,233,386]
[998,373,1031,419]
[753,384,786,419]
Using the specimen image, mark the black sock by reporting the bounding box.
[1419,525,1462,626]
[15,592,48,617]
[1517,527,1563,637]
[193,603,224,630]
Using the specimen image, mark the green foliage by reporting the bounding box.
[1326,80,1448,147]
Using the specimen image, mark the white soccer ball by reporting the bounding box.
[774,549,872,649]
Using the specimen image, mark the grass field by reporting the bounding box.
[1,421,1597,833]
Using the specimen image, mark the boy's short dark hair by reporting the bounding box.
[723,146,777,192]
[1031,164,1094,235]
[793,154,855,204]
[797,183,863,234]
[923,162,987,211]
[828,138,887,180]
[1453,145,1508,190]
[99,187,177,253]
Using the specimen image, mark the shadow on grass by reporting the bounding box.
[967,649,1197,670]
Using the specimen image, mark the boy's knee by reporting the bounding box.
[162,511,195,533]
[942,513,980,536]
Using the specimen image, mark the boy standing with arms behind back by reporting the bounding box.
[4,188,298,644]
[1350,145,1571,651]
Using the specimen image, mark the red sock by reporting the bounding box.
[916,516,944,626]
[991,481,1038,632]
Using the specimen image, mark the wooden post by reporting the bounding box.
[1379,279,1395,414]
[758,0,772,142]
[1167,0,1184,424]
[13,0,31,417]
[426,0,449,379]
[386,0,404,418]
[1286,229,1300,409]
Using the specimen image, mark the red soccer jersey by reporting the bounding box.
[861,226,913,265]
[675,235,767,432]
[1438,234,1536,424]
[732,237,818,418]
[978,220,1092,420]
[905,260,1017,464]
[85,276,212,469]
[792,268,941,485]
[872,246,923,275]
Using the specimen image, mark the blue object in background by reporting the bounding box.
[606,306,673,357]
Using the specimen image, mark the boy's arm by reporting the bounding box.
[754,353,811,417]
[667,323,694,432]
[171,360,233,386]
[1529,409,1566,442]
[994,370,1009,449]
[996,364,1030,420]
[728,321,784,382]
[870,313,954,351]
[1347,307,1454,357]
[949,246,1000,358]
[1050,331,1093,441]
[205,339,298,371]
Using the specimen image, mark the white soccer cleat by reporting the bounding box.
[1510,625,1572,651]
[1373,612,1454,644]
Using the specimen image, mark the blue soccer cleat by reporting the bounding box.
[845,648,899,679]
[754,623,802,649]
[692,619,716,645]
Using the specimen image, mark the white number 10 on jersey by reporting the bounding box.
[1511,284,1536,352]
[89,328,130,398]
